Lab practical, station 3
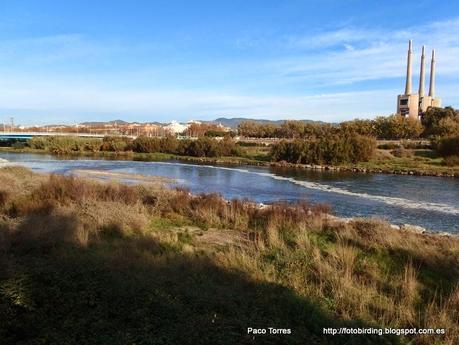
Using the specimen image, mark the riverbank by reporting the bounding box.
[0,166,458,344]
[0,146,458,177]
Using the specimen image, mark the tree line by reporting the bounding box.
[237,107,459,140]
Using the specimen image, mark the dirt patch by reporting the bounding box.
[71,169,175,185]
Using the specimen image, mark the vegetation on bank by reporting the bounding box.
[9,131,381,167]
[437,136,459,157]
[348,149,458,175]
[0,107,457,175]
[27,135,240,157]
[1,143,457,177]
[270,134,376,165]
[0,167,458,344]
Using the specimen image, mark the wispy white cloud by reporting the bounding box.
[287,28,382,49]
[276,18,459,86]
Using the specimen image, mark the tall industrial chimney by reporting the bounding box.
[405,40,413,95]
[418,45,426,97]
[429,49,436,97]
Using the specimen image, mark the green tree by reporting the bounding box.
[422,106,459,137]
[374,115,423,139]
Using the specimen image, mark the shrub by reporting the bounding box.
[100,136,132,152]
[391,147,414,158]
[28,174,140,208]
[442,155,459,167]
[182,137,220,157]
[132,136,162,153]
[48,137,80,154]
[83,139,102,152]
[132,136,238,158]
[271,134,376,165]
[374,115,424,139]
[437,136,459,157]
[27,136,104,154]
[159,135,179,153]
[28,136,52,150]
[339,119,376,136]
[422,106,459,137]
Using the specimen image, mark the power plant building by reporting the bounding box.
[397,40,441,119]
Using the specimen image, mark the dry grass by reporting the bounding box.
[0,166,458,344]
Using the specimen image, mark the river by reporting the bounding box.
[1,151,458,233]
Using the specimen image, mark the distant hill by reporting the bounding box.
[209,117,326,129]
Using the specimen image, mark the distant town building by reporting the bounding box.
[397,40,441,120]
[163,121,188,134]
[4,119,232,137]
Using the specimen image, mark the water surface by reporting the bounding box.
[1,151,458,233]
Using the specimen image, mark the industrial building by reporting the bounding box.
[397,40,441,119]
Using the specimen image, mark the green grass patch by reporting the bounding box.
[149,215,192,230]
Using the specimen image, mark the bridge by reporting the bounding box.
[0,132,136,140]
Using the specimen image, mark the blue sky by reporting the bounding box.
[1,0,459,125]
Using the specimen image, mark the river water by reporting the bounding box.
[1,151,458,233]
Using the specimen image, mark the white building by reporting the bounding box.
[163,121,188,134]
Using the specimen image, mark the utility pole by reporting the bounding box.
[10,117,14,132]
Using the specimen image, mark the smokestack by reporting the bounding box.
[405,40,413,95]
[429,49,436,97]
[418,45,426,97]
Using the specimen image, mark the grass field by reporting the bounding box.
[0,167,458,344]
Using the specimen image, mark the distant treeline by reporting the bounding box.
[22,108,459,165]
[27,135,240,157]
[238,107,459,140]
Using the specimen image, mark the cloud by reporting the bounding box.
[287,28,381,49]
[277,18,459,86]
